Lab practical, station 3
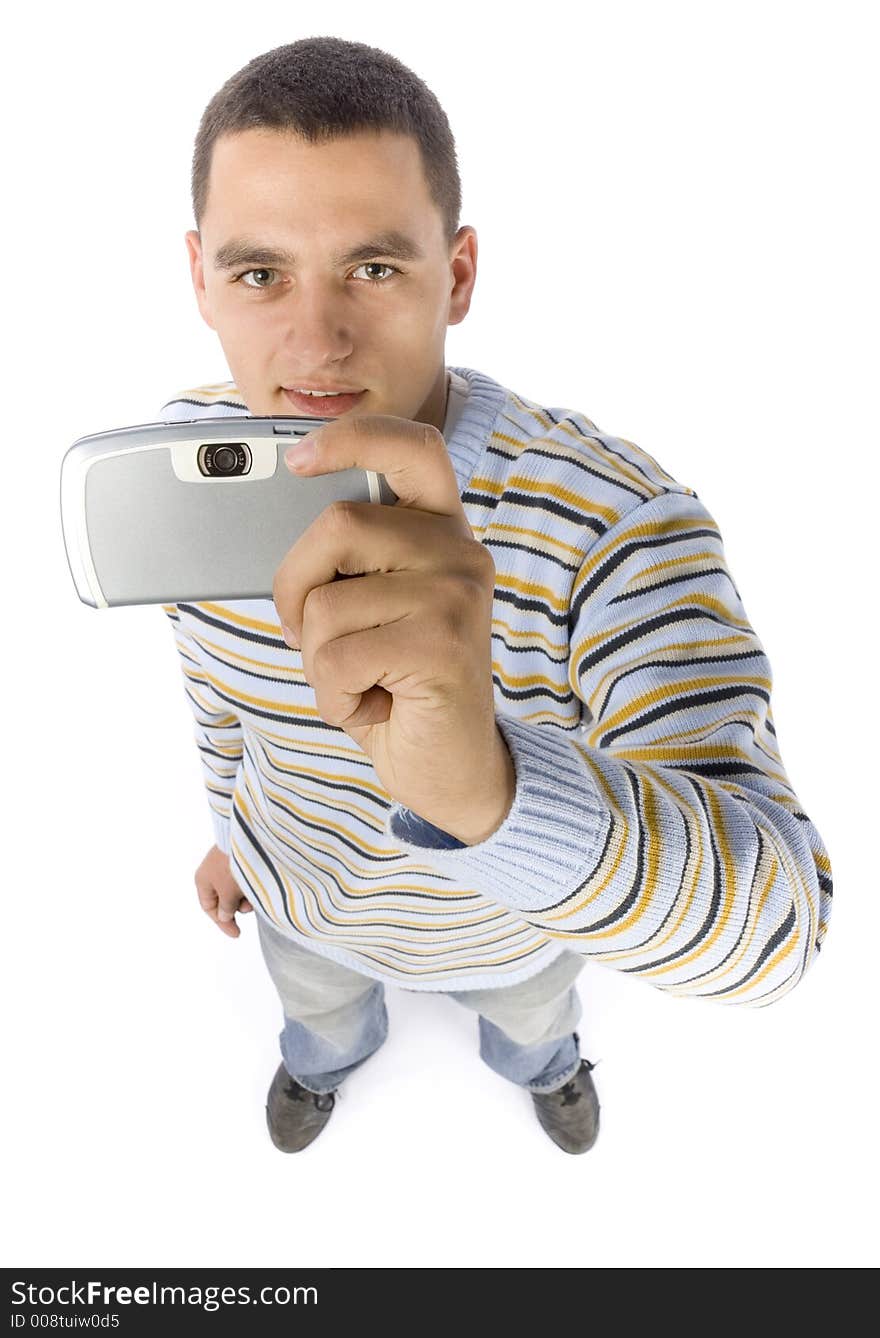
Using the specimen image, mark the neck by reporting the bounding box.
[415,364,450,433]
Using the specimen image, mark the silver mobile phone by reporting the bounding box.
[60,416,399,608]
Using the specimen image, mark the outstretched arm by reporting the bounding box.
[386,487,833,1008]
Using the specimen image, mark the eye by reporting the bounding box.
[352,262,400,282]
[233,268,279,289]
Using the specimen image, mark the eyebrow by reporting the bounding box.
[212,230,426,271]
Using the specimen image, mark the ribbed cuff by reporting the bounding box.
[211,810,232,854]
[384,714,609,913]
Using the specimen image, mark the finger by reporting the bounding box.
[304,607,477,730]
[294,568,445,686]
[274,504,476,646]
[198,895,240,938]
[196,874,250,933]
[214,911,240,939]
[217,892,242,924]
[212,895,241,935]
[285,414,462,515]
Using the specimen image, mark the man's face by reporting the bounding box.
[185,127,477,430]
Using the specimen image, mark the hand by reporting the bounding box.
[272,413,515,844]
[194,844,254,939]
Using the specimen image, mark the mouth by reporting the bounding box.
[283,388,367,417]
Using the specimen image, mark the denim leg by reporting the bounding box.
[256,913,389,1096]
[476,1017,582,1094]
[447,950,586,1094]
[277,987,388,1095]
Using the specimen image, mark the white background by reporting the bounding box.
[2,0,876,1269]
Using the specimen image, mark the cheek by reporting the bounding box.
[220,301,282,348]
[392,291,440,336]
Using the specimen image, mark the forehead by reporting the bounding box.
[203,128,444,255]
[208,127,431,208]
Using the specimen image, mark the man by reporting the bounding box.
[158,37,833,1156]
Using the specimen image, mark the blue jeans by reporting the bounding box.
[255,913,585,1098]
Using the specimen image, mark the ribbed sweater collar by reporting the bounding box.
[443,365,508,494]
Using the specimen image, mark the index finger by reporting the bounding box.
[287,413,464,517]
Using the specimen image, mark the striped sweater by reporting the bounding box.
[158,366,832,1004]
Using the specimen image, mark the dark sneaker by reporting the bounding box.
[265,1062,338,1153]
[531,1058,600,1154]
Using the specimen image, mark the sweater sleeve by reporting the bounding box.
[162,605,244,854]
[384,487,833,1008]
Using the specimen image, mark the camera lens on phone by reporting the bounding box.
[198,442,251,476]
[213,446,238,473]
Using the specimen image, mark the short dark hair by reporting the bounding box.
[191,36,462,250]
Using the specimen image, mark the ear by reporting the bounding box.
[447,225,478,327]
[184,229,216,332]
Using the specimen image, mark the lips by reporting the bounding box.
[283,388,366,417]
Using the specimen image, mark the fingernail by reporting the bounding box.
[285,436,316,469]
[218,910,233,922]
[281,623,300,649]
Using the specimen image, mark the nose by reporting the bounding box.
[280,280,355,365]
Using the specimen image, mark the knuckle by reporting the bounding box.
[421,421,445,451]
[438,568,482,621]
[350,413,373,441]
[324,498,358,531]
[271,567,289,608]
[303,581,337,627]
[467,538,495,578]
[311,636,339,680]
[435,590,469,644]
[447,533,491,578]
[302,585,324,622]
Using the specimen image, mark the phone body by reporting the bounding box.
[60,416,399,608]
